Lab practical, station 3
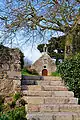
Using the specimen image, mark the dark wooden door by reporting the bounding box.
[42,69,48,76]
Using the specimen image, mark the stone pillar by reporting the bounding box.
[0,46,23,95]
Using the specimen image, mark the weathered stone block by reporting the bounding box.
[26,104,39,112]
[7,71,21,80]
[0,79,14,94]
[59,105,80,112]
[52,112,73,120]
[40,105,59,112]
[69,97,78,104]
[50,81,64,86]
[73,114,80,120]
[23,91,52,97]
[37,81,50,85]
[43,76,62,81]
[44,97,78,104]
[26,85,42,91]
[23,97,44,104]
[27,113,53,120]
[52,91,74,97]
[42,86,68,91]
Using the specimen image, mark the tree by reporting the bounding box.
[37,35,65,64]
[0,0,80,45]
[64,18,80,58]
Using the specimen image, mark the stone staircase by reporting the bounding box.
[21,76,80,120]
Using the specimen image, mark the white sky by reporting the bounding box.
[23,45,42,63]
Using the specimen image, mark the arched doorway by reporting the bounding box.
[42,69,48,76]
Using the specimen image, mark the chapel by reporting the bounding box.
[31,44,56,76]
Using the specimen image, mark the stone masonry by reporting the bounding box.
[0,45,22,95]
[31,53,56,76]
[21,76,80,120]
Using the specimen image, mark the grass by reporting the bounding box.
[21,69,33,76]
[21,71,34,76]
[51,71,61,76]
[21,68,39,76]
[22,68,60,77]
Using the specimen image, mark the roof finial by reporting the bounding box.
[43,44,48,54]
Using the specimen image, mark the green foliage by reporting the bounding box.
[0,96,4,112]
[9,101,16,109]
[31,69,39,75]
[72,24,80,54]
[0,114,9,120]
[51,71,61,76]
[58,53,80,100]
[21,68,33,76]
[0,105,3,113]
[21,68,39,76]
[19,99,26,106]
[0,107,26,120]
[0,94,27,120]
[0,96,4,105]
[13,93,21,101]
[37,36,65,64]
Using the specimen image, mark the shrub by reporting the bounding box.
[0,105,3,112]
[9,101,16,109]
[0,96,5,113]
[51,71,60,76]
[31,69,39,75]
[21,68,39,76]
[13,93,21,101]
[58,53,80,100]
[0,96,4,105]
[0,114,9,120]
[0,107,26,120]
[21,68,32,76]
[0,93,27,120]
[19,99,26,106]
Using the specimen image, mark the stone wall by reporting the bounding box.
[0,45,22,95]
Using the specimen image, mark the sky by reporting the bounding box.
[24,45,42,63]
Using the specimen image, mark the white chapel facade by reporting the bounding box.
[31,44,56,76]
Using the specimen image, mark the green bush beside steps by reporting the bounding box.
[58,53,80,104]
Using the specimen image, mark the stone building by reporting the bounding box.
[31,44,56,76]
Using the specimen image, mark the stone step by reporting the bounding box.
[22,75,44,80]
[25,104,80,112]
[52,91,74,97]
[45,97,78,104]
[23,90,52,97]
[22,91,74,97]
[27,112,80,120]
[21,85,42,91]
[36,80,64,86]
[23,96,78,105]
[21,79,37,85]
[21,80,64,86]
[22,85,68,91]
[43,76,62,81]
[42,85,68,91]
